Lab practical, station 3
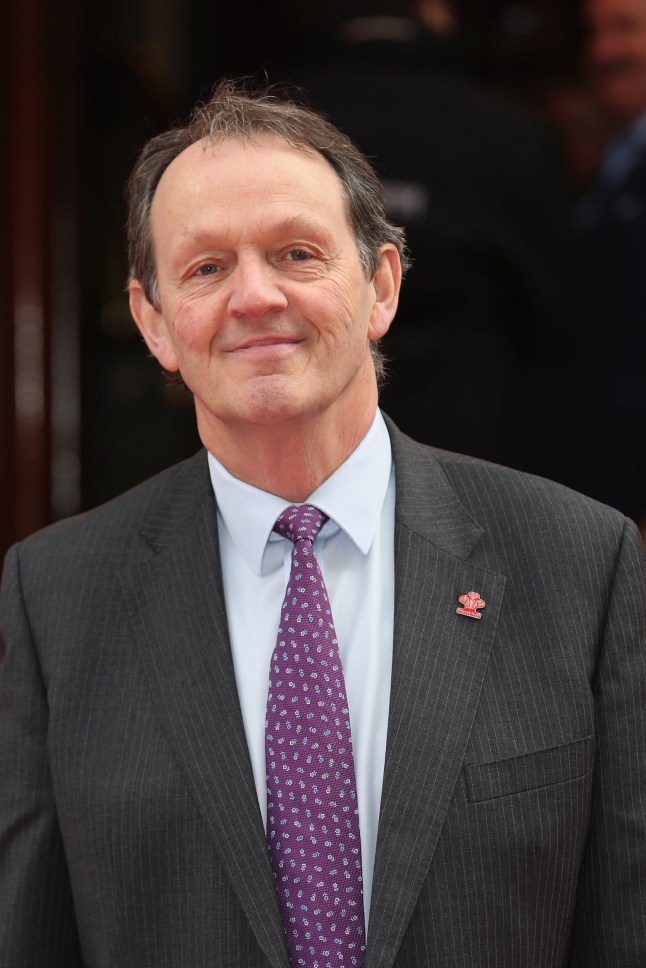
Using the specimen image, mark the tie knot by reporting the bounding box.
[273,504,328,545]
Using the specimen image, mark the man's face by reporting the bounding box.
[129,136,398,446]
[586,0,646,125]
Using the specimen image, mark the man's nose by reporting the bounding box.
[227,258,288,319]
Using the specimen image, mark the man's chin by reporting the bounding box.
[217,385,317,430]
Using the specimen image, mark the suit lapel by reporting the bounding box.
[366,423,506,968]
[119,453,289,968]
[116,428,505,968]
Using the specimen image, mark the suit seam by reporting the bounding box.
[396,520,500,575]
[465,734,594,770]
[466,768,595,804]
[435,458,484,535]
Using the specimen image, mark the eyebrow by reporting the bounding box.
[265,215,333,239]
[178,214,335,250]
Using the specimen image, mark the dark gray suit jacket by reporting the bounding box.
[2,421,646,967]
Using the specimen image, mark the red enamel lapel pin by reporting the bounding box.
[456,591,486,620]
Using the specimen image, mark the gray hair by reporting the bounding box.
[125,79,409,383]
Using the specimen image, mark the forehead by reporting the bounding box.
[151,135,352,238]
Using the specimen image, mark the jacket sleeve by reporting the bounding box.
[570,518,646,965]
[0,544,83,967]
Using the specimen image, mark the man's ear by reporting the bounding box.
[368,244,402,342]
[128,280,180,372]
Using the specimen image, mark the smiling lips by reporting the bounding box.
[229,335,303,355]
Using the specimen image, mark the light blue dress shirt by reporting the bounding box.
[207,410,395,930]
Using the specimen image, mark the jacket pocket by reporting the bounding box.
[464,736,594,803]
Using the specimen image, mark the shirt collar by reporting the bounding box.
[207,410,393,575]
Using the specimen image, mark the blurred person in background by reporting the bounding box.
[279,0,584,470]
[551,0,646,536]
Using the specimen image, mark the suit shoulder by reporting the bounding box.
[437,448,627,540]
[391,419,628,541]
[5,451,208,563]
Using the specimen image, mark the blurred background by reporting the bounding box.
[3,0,646,559]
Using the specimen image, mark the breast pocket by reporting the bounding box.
[464,736,594,804]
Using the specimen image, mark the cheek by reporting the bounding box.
[311,278,372,340]
[168,301,219,356]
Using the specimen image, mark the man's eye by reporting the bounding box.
[286,249,310,262]
[196,264,218,276]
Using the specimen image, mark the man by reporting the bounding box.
[548,0,646,531]
[1,82,645,968]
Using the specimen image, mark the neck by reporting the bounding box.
[200,398,378,502]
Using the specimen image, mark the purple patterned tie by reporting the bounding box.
[266,504,366,968]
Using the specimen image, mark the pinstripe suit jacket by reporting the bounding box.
[1,419,646,967]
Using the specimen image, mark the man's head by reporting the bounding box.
[126,81,408,384]
[126,82,405,453]
[585,0,646,127]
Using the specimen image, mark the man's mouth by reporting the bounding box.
[228,336,303,355]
